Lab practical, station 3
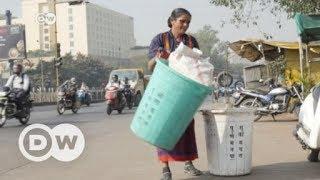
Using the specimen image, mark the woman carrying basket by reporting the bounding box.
[148,8,202,180]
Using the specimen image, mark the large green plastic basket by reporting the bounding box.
[130,59,212,150]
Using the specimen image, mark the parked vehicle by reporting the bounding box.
[105,86,127,115]
[218,87,236,97]
[0,87,32,127]
[293,84,320,162]
[233,78,303,121]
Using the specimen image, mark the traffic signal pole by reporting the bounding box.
[48,0,60,88]
[56,62,59,87]
[53,0,60,88]
[55,43,61,88]
[49,1,82,88]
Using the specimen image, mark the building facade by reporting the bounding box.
[0,0,135,59]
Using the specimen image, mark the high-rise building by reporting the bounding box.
[0,0,135,59]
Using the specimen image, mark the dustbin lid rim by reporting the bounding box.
[203,108,256,114]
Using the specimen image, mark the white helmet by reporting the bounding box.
[70,77,76,84]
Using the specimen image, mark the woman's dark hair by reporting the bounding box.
[167,8,192,28]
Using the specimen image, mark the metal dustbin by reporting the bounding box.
[202,108,255,176]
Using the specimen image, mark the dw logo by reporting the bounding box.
[18,124,85,162]
[36,12,56,25]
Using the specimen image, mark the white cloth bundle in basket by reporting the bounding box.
[169,43,214,87]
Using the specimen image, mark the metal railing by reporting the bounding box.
[30,87,105,104]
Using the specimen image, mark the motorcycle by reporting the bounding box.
[293,85,320,162]
[123,84,133,109]
[218,86,236,97]
[233,79,303,122]
[76,89,92,106]
[56,86,80,115]
[105,86,126,115]
[0,87,32,127]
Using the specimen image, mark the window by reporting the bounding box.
[69,16,73,22]
[44,36,49,41]
[45,44,49,49]
[68,8,73,14]
[70,41,74,47]
[69,25,73,30]
[69,33,74,38]
[44,29,49,34]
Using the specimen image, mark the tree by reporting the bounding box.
[192,25,245,76]
[209,0,320,33]
[26,53,114,89]
[129,54,151,75]
[27,49,55,58]
[192,25,220,56]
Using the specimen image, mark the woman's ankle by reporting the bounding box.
[185,161,193,166]
[162,162,170,173]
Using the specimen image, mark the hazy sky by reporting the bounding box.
[0,0,299,46]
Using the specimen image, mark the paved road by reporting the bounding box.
[0,102,319,180]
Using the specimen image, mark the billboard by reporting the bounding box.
[0,25,27,60]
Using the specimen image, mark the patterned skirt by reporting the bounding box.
[157,120,198,162]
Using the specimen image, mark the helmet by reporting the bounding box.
[112,75,118,82]
[70,77,76,84]
[13,64,23,74]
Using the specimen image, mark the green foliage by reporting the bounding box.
[192,25,220,56]
[128,55,151,75]
[192,25,245,76]
[26,53,113,88]
[210,0,320,31]
[299,69,317,97]
[27,50,55,58]
[267,55,286,78]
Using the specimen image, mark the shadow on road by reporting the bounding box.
[181,161,320,180]
[106,111,136,116]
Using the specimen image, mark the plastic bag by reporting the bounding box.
[169,43,214,86]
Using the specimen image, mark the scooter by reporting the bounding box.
[77,89,92,106]
[294,84,320,162]
[233,79,303,121]
[105,86,126,115]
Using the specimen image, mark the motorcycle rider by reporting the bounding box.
[106,75,121,89]
[80,82,89,91]
[80,82,90,102]
[61,77,78,104]
[5,64,30,110]
[122,77,133,106]
[105,74,124,104]
[123,77,131,89]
